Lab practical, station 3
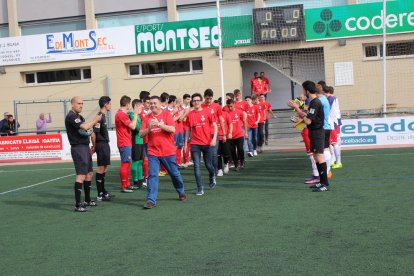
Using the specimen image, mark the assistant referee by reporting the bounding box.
[65,96,102,212]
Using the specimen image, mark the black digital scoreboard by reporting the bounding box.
[253,4,305,44]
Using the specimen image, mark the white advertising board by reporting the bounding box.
[0,26,135,66]
[341,116,414,147]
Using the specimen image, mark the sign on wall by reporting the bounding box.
[0,26,136,66]
[341,116,414,147]
[1,16,253,66]
[135,16,253,54]
[305,0,414,41]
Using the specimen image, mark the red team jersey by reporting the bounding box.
[201,102,222,133]
[115,109,132,148]
[255,103,265,123]
[246,105,259,129]
[234,100,248,112]
[140,110,176,157]
[260,101,272,120]
[186,108,214,146]
[252,81,268,94]
[227,109,244,139]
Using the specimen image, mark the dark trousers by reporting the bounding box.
[217,140,230,170]
[257,123,264,147]
[264,119,269,141]
[230,137,245,166]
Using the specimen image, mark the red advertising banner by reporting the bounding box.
[0,134,63,162]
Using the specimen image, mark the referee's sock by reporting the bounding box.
[74,182,82,206]
[102,172,107,193]
[84,181,92,202]
[95,173,104,196]
[316,162,329,186]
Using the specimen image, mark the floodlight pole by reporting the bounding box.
[382,0,387,117]
[216,0,225,107]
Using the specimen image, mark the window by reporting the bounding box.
[23,68,91,85]
[178,1,254,21]
[21,19,86,36]
[129,59,203,77]
[97,10,167,28]
[0,24,9,38]
[364,41,414,59]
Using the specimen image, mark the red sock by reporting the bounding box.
[126,162,131,188]
[120,162,129,189]
[176,148,182,165]
[143,158,148,179]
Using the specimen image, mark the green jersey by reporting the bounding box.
[128,112,143,145]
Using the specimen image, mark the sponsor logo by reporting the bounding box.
[342,135,377,145]
[234,38,252,45]
[313,9,342,37]
[46,31,114,54]
[341,119,414,134]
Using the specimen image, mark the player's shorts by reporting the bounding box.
[324,129,331,149]
[95,142,111,166]
[329,128,338,145]
[118,146,132,163]
[131,144,144,161]
[174,132,184,148]
[301,127,311,154]
[71,144,93,175]
[309,129,325,154]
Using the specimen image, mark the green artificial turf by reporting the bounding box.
[0,148,413,275]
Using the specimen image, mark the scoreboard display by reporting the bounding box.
[253,4,305,44]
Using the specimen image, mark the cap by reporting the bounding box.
[3,112,9,116]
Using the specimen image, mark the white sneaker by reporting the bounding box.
[217,169,224,176]
[253,150,258,156]
[185,161,194,167]
[248,152,253,157]
[223,164,229,174]
[196,190,204,196]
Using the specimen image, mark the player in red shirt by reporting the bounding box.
[202,89,225,176]
[140,95,151,186]
[252,94,265,153]
[260,72,272,93]
[181,94,193,167]
[245,95,261,157]
[185,93,218,196]
[115,95,140,193]
[259,94,277,145]
[233,89,248,112]
[250,72,259,94]
[216,97,230,176]
[252,77,268,95]
[226,99,248,171]
[139,96,186,209]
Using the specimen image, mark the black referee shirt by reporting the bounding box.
[65,110,89,145]
[93,113,110,143]
[306,97,324,131]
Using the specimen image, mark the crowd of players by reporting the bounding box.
[65,87,275,211]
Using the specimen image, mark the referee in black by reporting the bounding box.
[288,81,330,192]
[65,96,102,212]
[91,96,112,201]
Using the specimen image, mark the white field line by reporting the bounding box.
[0,168,74,173]
[0,174,75,195]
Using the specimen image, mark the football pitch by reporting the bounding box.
[0,148,413,275]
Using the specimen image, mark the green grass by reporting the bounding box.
[0,148,414,275]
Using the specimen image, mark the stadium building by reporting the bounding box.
[0,0,413,132]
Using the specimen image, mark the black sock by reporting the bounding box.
[75,182,82,206]
[317,162,329,186]
[96,173,103,196]
[84,181,92,202]
[102,173,107,194]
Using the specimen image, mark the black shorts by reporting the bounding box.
[309,129,325,154]
[71,144,93,175]
[324,130,331,149]
[95,142,111,166]
[131,144,144,161]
